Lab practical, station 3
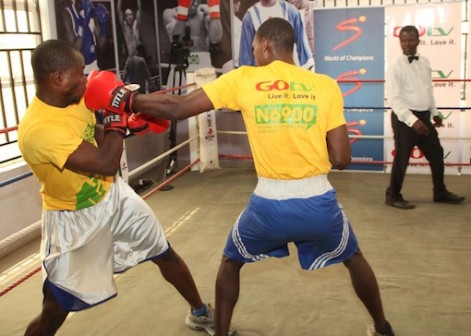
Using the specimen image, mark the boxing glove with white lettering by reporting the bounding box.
[84,70,138,115]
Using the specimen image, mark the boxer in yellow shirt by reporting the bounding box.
[86,17,394,336]
[19,39,221,336]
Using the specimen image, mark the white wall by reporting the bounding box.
[0,162,42,247]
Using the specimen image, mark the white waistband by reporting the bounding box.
[253,175,333,200]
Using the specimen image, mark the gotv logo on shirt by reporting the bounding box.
[255,80,314,92]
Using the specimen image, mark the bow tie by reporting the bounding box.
[408,55,419,63]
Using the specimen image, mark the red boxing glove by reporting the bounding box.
[176,0,192,21]
[84,70,137,115]
[208,0,220,19]
[85,70,99,113]
[102,110,127,136]
[87,68,99,82]
[137,113,170,133]
[128,114,150,136]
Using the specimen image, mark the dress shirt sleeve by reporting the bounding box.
[422,57,438,117]
[388,58,418,127]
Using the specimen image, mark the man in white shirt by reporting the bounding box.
[386,25,464,209]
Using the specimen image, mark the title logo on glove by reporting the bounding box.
[111,88,128,110]
[103,113,122,124]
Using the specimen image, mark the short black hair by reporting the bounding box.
[31,39,79,84]
[256,17,295,53]
[399,25,419,39]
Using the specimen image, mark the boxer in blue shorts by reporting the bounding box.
[86,17,395,336]
[226,185,358,270]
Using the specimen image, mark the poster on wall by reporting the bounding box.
[233,0,314,71]
[114,0,161,93]
[314,7,385,171]
[385,2,463,175]
[155,0,232,90]
[55,0,117,74]
[154,0,316,87]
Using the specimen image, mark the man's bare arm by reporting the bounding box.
[326,124,351,170]
[65,133,124,176]
[133,88,214,121]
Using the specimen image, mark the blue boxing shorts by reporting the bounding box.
[224,175,358,270]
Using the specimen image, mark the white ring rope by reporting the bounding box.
[0,221,41,260]
[128,134,198,178]
[216,130,471,141]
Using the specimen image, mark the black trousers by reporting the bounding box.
[386,110,446,202]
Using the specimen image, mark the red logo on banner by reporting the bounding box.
[347,120,366,144]
[333,16,366,51]
[337,69,367,97]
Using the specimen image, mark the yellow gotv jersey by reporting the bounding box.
[202,61,346,179]
[18,97,113,210]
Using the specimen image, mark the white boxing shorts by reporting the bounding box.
[40,177,169,311]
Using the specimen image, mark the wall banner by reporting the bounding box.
[314,7,385,171]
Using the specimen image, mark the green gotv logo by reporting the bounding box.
[255,103,318,128]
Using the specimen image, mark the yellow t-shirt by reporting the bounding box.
[18,96,112,210]
[202,61,346,179]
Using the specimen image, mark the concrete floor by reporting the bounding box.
[1,160,470,336]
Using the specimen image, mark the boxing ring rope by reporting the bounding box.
[152,82,196,94]
[216,100,471,167]
[344,107,468,110]
[216,76,471,168]
[338,79,471,83]
[217,130,471,141]
[128,134,198,178]
[217,152,471,167]
[0,264,41,297]
[0,89,470,171]
[0,172,33,188]
[0,170,42,297]
[0,126,18,134]
[217,129,471,167]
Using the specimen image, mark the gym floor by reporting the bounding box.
[1,160,470,336]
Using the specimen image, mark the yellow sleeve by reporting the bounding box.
[200,68,245,111]
[29,123,82,170]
